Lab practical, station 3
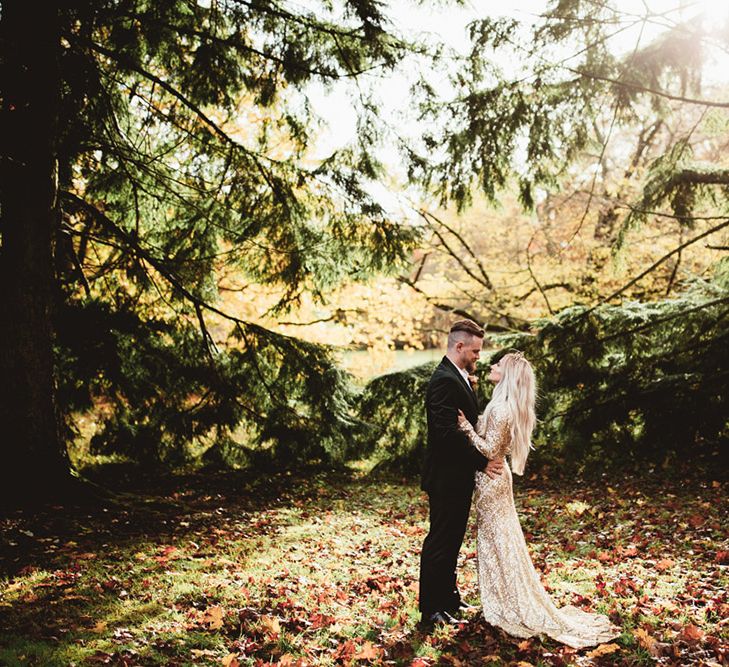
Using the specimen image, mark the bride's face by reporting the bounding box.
[488,359,503,384]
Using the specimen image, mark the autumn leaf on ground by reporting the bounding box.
[634,628,659,655]
[565,500,590,515]
[202,605,224,630]
[679,624,704,642]
[91,621,107,633]
[586,643,620,658]
[654,558,675,571]
[715,550,729,564]
[354,641,383,661]
[333,639,357,661]
[260,615,281,637]
[221,654,239,667]
[192,649,219,659]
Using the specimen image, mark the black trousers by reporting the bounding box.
[418,487,473,616]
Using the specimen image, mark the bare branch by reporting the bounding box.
[397,276,527,333]
[525,232,554,315]
[567,67,729,109]
[414,209,493,291]
[585,217,729,314]
[419,209,494,289]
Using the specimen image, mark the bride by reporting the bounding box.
[456,351,619,649]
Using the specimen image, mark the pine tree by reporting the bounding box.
[0,0,418,504]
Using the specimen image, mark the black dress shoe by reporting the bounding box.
[421,610,460,627]
[444,601,477,619]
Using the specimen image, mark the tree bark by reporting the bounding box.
[0,1,73,506]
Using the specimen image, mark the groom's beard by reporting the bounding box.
[465,361,476,374]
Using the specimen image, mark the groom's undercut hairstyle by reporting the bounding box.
[447,319,484,348]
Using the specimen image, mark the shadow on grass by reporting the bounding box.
[0,463,726,666]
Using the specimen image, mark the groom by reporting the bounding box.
[419,319,503,627]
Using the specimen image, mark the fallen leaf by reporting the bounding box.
[354,641,382,661]
[261,615,281,637]
[221,654,239,667]
[634,628,659,656]
[91,621,107,633]
[334,640,357,660]
[654,558,675,571]
[679,624,704,642]
[586,643,620,658]
[565,500,590,515]
[202,606,224,630]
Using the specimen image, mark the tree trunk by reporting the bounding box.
[0,2,73,507]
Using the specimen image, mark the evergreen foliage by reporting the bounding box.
[411,1,727,214]
[57,299,359,467]
[360,275,729,474]
[40,0,420,466]
[3,0,727,483]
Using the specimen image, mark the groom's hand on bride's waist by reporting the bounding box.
[484,458,504,479]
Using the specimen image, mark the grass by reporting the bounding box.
[0,466,726,666]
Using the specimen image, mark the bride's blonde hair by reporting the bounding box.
[483,351,536,475]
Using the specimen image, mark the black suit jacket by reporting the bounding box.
[420,357,490,494]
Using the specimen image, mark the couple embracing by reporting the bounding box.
[418,319,619,649]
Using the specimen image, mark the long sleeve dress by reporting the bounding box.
[459,405,620,649]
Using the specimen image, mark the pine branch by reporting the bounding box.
[72,36,277,178]
[139,18,390,79]
[62,191,250,328]
[662,167,729,188]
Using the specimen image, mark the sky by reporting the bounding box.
[307,0,729,153]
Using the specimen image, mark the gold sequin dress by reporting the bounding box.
[459,405,620,649]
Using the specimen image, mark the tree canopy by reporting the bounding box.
[1,0,727,500]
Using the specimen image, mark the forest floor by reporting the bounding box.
[0,466,726,666]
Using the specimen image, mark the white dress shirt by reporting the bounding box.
[445,356,473,392]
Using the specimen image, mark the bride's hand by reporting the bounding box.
[457,409,468,428]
